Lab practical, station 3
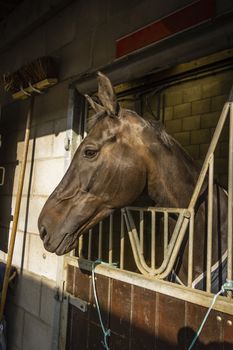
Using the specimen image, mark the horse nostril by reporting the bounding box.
[40,225,47,240]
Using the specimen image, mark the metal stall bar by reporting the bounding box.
[109,214,113,264]
[123,210,149,275]
[207,154,214,292]
[164,212,169,256]
[98,221,103,260]
[120,212,125,269]
[78,236,83,257]
[227,102,233,288]
[124,208,186,275]
[88,229,92,260]
[139,210,144,253]
[157,216,190,280]
[151,211,156,269]
[188,210,194,287]
[189,102,229,210]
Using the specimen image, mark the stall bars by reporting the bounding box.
[74,89,233,296]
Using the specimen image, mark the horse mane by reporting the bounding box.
[146,119,174,149]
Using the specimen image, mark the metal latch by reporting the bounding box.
[68,295,88,313]
[0,167,5,186]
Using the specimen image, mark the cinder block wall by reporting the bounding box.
[0,81,69,350]
[144,69,233,187]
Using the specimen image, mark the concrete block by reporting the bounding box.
[5,303,24,349]
[192,98,211,115]
[184,145,200,160]
[22,312,52,350]
[35,133,54,159]
[14,271,41,317]
[164,107,173,121]
[173,103,191,119]
[32,158,65,196]
[40,277,57,326]
[200,112,220,128]
[200,143,210,158]
[16,137,34,163]
[211,94,227,112]
[191,129,211,145]
[13,161,34,196]
[27,234,58,280]
[53,130,66,158]
[32,82,68,127]
[183,115,200,131]
[165,119,182,134]
[16,196,47,235]
[164,91,182,107]
[173,131,190,146]
[202,80,231,98]
[11,229,29,270]
[183,86,201,102]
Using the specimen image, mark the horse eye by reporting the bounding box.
[84,149,98,158]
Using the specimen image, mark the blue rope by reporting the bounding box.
[91,260,117,350]
[188,280,233,350]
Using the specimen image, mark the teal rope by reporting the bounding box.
[188,280,233,350]
[92,260,117,350]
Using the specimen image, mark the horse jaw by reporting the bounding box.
[38,189,114,255]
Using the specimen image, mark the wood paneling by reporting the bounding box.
[66,265,233,349]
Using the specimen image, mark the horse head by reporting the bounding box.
[38,72,159,255]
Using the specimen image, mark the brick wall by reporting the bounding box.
[143,69,233,187]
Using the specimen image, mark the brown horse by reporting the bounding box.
[38,72,228,289]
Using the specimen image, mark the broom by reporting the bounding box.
[2,56,58,98]
[0,56,58,349]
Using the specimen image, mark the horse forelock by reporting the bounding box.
[87,111,106,131]
[87,108,173,151]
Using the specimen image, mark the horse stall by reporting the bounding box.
[58,66,233,349]
[0,1,233,350]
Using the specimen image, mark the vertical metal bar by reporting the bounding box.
[188,103,229,210]
[207,154,214,293]
[78,235,83,257]
[98,221,103,260]
[139,210,144,253]
[164,212,169,257]
[188,211,194,287]
[109,214,113,264]
[120,211,125,269]
[151,211,156,270]
[227,103,233,290]
[88,229,92,260]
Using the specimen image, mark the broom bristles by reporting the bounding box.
[2,56,57,94]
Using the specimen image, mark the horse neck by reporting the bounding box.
[145,138,200,208]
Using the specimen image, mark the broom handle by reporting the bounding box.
[0,97,34,321]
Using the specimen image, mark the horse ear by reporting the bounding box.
[85,94,105,113]
[97,72,119,116]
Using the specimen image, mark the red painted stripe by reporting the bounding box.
[116,0,215,58]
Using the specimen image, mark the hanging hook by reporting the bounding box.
[28,81,44,94]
